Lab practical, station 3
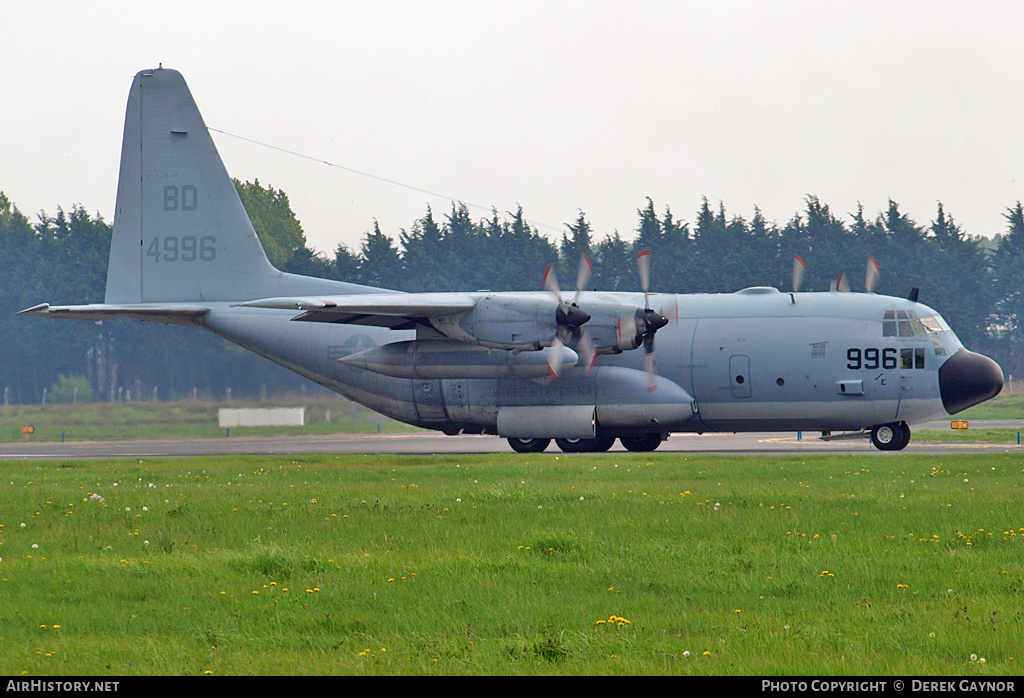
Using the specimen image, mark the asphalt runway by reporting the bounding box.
[1,420,1020,460]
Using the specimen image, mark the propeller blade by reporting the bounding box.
[793,254,807,293]
[616,313,631,349]
[576,329,598,373]
[837,271,850,293]
[546,336,567,379]
[643,347,657,392]
[659,296,679,325]
[544,262,589,328]
[574,252,593,306]
[637,249,651,309]
[866,255,881,293]
[542,263,562,301]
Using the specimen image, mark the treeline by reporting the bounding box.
[3,181,1024,404]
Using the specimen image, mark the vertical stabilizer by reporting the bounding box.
[105,68,350,304]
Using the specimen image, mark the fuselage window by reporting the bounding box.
[901,348,914,369]
[900,347,927,369]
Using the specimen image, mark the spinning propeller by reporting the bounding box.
[794,255,880,293]
[835,256,881,293]
[865,255,881,293]
[541,250,667,388]
[542,257,593,378]
[793,254,807,292]
[623,249,668,391]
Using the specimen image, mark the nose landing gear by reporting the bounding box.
[871,421,910,451]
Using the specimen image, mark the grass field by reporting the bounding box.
[957,391,1024,420]
[0,452,1020,676]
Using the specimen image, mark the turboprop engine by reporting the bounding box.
[429,293,589,350]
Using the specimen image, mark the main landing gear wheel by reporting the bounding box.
[620,433,663,452]
[507,437,550,453]
[871,421,910,451]
[555,436,616,453]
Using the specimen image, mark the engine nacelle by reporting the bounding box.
[429,293,561,349]
[563,299,648,353]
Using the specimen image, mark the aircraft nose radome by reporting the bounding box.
[938,349,1004,415]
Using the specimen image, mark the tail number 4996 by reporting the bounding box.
[145,236,216,263]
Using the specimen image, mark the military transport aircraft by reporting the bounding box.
[19,67,1004,452]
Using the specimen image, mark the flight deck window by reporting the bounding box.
[897,311,914,337]
[883,309,937,338]
[883,311,897,337]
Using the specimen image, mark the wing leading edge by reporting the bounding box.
[234,293,477,328]
[17,303,209,327]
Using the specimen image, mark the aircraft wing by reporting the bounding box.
[17,303,209,326]
[235,293,477,328]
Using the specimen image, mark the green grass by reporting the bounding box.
[917,429,1023,443]
[957,391,1024,420]
[0,453,1021,675]
[0,396,417,442]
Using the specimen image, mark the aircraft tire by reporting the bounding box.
[508,437,551,453]
[620,433,663,452]
[895,422,912,450]
[554,437,616,453]
[555,438,590,453]
[871,422,910,451]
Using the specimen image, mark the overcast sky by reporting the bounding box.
[4,1,1024,260]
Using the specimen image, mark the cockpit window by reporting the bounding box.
[883,311,897,337]
[919,315,950,333]
[882,310,949,338]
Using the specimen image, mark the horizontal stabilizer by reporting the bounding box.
[17,303,209,326]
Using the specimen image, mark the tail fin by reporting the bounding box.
[105,68,347,303]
